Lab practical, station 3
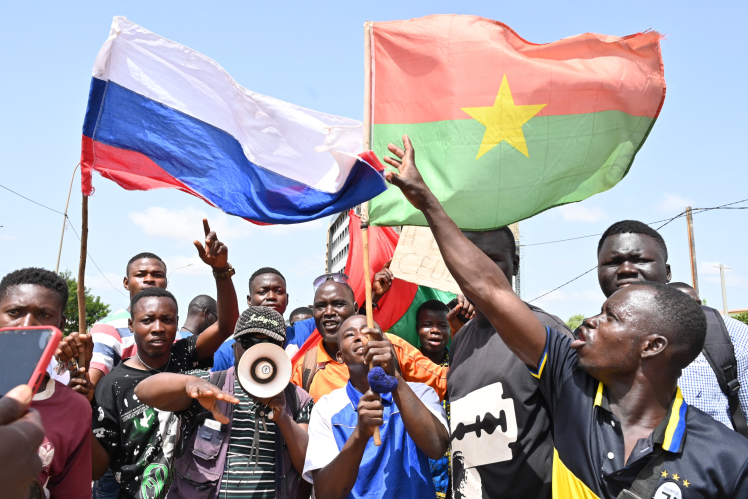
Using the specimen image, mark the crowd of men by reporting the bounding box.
[1,137,748,499]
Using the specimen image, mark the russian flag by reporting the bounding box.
[80,17,386,224]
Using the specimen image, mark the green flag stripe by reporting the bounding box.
[370,110,655,229]
[386,286,456,348]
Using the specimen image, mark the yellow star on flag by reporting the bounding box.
[461,74,546,159]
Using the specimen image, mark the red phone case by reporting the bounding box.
[0,326,63,395]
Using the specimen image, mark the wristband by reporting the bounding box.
[213,264,236,280]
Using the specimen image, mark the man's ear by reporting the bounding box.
[641,334,668,359]
[336,350,344,364]
[513,253,520,277]
[665,263,672,283]
[123,276,130,291]
[246,295,252,306]
[128,317,133,332]
[353,301,359,312]
[59,314,67,333]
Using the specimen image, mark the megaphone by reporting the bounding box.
[236,342,292,399]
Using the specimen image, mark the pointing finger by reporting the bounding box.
[202,218,211,237]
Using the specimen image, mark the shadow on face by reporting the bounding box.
[0,284,66,330]
[597,233,670,298]
[313,281,357,343]
[125,259,167,298]
[462,230,518,282]
[335,315,379,367]
[129,296,178,358]
[417,309,449,354]
[248,274,288,315]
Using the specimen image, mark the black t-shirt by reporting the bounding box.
[447,303,572,499]
[92,336,212,499]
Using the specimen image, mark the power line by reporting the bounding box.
[1,183,66,215]
[527,197,748,302]
[521,198,748,247]
[65,219,127,299]
[1,182,127,298]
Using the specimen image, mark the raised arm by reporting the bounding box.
[312,390,383,499]
[383,136,546,368]
[367,329,448,459]
[192,218,240,360]
[135,373,239,422]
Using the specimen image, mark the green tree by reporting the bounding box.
[733,312,748,326]
[60,270,111,335]
[566,313,585,331]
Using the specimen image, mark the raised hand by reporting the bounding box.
[447,295,477,335]
[55,332,93,370]
[371,259,393,304]
[185,377,239,424]
[193,218,229,271]
[383,135,435,210]
[363,328,399,378]
[355,390,384,438]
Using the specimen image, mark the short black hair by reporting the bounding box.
[187,294,216,314]
[597,220,668,260]
[130,287,178,315]
[0,268,68,309]
[627,281,706,369]
[248,267,286,290]
[668,282,694,292]
[289,306,312,319]
[416,300,450,324]
[126,252,166,276]
[462,226,516,256]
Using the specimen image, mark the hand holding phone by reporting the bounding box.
[0,326,63,396]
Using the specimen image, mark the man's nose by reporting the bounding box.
[323,304,336,316]
[616,261,638,276]
[584,315,599,328]
[151,319,166,332]
[21,313,41,327]
[265,291,278,301]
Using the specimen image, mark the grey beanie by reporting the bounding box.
[233,306,287,343]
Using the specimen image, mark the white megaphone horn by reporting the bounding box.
[236,343,292,399]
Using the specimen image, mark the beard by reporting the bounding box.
[322,334,338,344]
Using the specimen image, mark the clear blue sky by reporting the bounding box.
[1,0,746,324]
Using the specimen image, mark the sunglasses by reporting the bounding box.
[313,273,349,291]
[238,335,275,349]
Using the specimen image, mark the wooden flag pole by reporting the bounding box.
[77,193,89,368]
[362,20,382,447]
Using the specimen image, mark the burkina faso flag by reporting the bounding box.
[367,15,665,230]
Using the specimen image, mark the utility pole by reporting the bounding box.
[714,263,731,316]
[685,207,699,296]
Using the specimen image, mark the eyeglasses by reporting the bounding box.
[205,309,218,324]
[312,273,349,292]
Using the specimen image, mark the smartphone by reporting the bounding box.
[0,326,62,396]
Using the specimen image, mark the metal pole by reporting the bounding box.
[55,163,80,273]
[714,264,731,316]
[685,207,699,296]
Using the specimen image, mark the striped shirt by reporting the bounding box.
[678,315,748,429]
[193,371,313,498]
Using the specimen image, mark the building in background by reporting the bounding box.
[325,211,522,298]
[326,210,355,274]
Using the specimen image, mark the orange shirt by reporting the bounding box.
[290,333,448,402]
